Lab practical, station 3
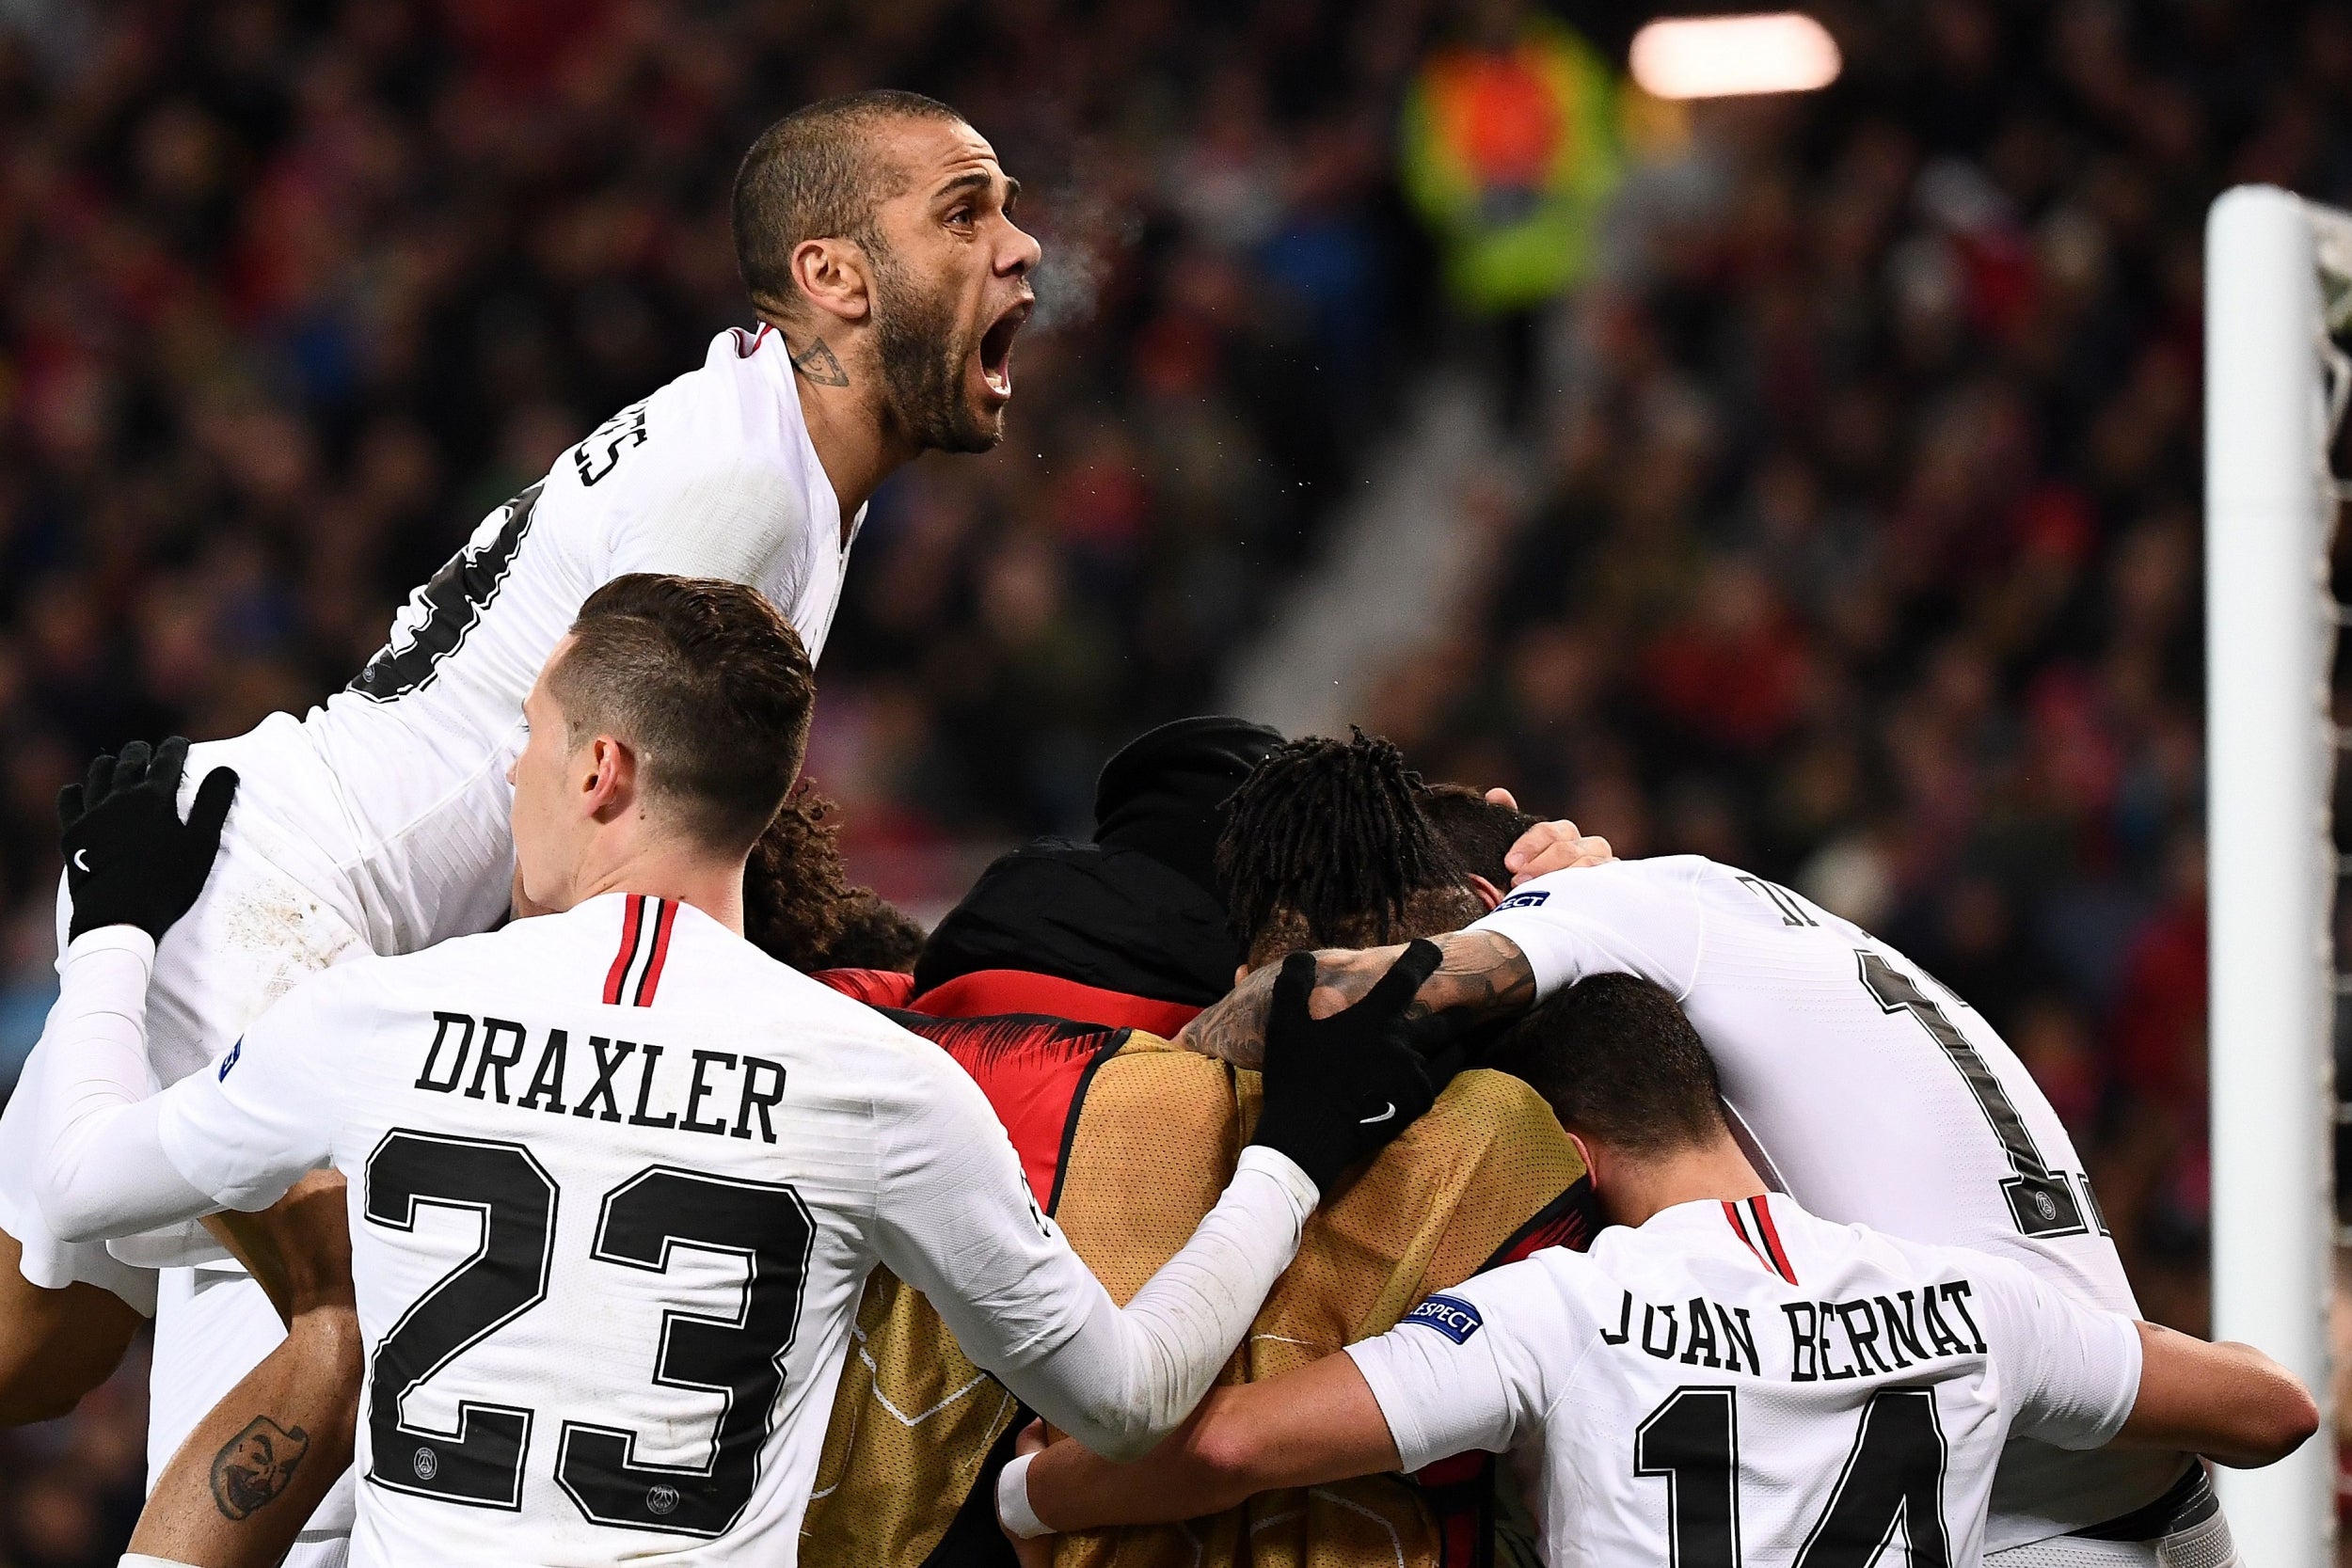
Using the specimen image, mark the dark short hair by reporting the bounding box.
[1216,729,1479,965]
[732,89,967,316]
[550,574,815,854]
[1420,782,1538,887]
[1488,974,1729,1154]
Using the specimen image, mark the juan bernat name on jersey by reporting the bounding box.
[1592,1277,1990,1380]
[409,1009,789,1142]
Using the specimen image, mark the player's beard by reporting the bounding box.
[869,245,1002,454]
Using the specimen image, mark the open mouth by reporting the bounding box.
[977,298,1030,400]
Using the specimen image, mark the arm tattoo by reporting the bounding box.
[790,338,850,387]
[210,1415,311,1520]
[1178,930,1537,1068]
[1410,929,1539,1022]
[1178,959,1285,1068]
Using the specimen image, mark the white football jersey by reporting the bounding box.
[226,324,856,961]
[1347,1193,2142,1568]
[145,893,1109,1567]
[1470,858,2181,1548]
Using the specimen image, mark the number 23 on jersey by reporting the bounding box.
[364,1130,810,1537]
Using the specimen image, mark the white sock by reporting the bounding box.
[120,1556,203,1568]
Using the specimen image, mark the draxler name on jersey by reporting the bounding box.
[412,1010,787,1144]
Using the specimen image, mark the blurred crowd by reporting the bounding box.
[0,0,2342,1559]
[1374,0,2350,1339]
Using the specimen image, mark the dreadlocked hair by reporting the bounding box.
[742,781,857,971]
[1216,728,1476,965]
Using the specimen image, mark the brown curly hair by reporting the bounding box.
[742,782,854,970]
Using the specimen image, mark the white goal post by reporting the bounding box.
[2206,182,2351,1568]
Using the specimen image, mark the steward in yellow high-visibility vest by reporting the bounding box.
[1400,15,1624,314]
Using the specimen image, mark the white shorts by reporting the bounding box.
[0,734,371,1302]
[151,1266,356,1565]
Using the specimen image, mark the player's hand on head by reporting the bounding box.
[1249,939,1451,1194]
[1502,814,1613,886]
[57,736,238,942]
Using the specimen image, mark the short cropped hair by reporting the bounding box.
[550,574,815,854]
[733,89,967,316]
[1420,783,1538,887]
[1489,974,1729,1155]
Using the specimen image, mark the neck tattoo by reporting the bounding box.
[791,338,850,387]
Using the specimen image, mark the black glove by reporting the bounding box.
[58,737,238,942]
[1249,940,1450,1194]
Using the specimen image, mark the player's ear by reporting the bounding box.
[580,735,637,823]
[788,236,872,326]
[1565,1132,1598,1194]
[1467,874,1504,911]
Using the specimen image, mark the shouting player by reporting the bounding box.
[0,85,1036,1567]
[1178,847,2252,1565]
[29,576,1454,1568]
[1003,975,2313,1561]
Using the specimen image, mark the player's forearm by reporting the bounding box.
[996,1148,1317,1463]
[1008,1358,1403,1536]
[129,1297,359,1568]
[2117,1323,2318,1466]
[1017,1396,1268,1531]
[1177,930,1535,1069]
[31,927,216,1243]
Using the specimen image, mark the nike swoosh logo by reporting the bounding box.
[72,849,89,873]
[1359,1102,1397,1125]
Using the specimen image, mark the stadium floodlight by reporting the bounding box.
[1627,12,1841,100]
[2205,182,2352,1568]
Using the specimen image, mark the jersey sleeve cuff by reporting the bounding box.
[1343,1339,1437,1472]
[1235,1145,1320,1217]
[996,1451,1051,1539]
[2068,1314,2146,1450]
[1463,902,1571,1001]
[63,925,156,973]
